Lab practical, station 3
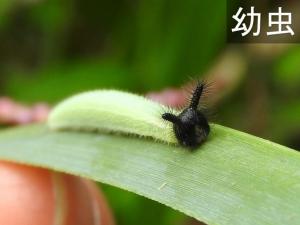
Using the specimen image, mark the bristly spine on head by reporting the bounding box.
[189,81,205,110]
[162,81,210,150]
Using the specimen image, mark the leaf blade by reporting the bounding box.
[0,124,299,225]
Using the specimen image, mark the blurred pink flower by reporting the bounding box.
[0,97,50,125]
[146,88,186,107]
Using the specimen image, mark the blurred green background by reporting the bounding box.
[0,0,300,224]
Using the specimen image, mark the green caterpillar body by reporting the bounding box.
[48,90,178,144]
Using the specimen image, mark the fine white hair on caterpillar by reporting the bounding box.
[48,90,178,145]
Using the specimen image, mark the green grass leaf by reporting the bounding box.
[0,124,299,225]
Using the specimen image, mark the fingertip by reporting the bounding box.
[0,161,54,225]
[0,161,115,225]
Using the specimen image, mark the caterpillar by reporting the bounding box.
[48,82,210,149]
[48,90,178,144]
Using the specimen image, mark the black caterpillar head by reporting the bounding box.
[162,81,210,149]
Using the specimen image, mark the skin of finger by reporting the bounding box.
[62,174,115,225]
[82,179,115,225]
[0,161,114,225]
[0,161,54,225]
